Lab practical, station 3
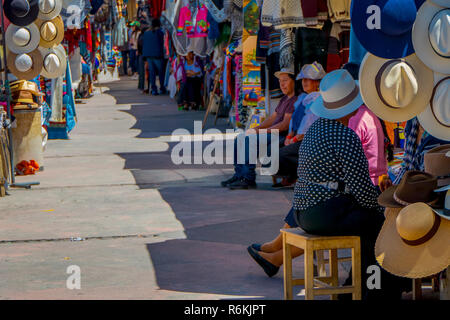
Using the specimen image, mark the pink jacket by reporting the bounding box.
[177,5,210,38]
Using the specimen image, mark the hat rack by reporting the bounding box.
[0,4,40,191]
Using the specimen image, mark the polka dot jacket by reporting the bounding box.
[293,118,382,213]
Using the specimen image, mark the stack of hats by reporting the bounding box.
[5,0,67,80]
[351,0,449,141]
[9,80,43,109]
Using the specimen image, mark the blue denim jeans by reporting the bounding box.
[233,133,282,182]
[147,57,167,94]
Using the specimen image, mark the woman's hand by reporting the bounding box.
[379,175,393,192]
[284,137,292,146]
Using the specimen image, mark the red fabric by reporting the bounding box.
[326,54,341,73]
[85,19,93,53]
[150,0,164,18]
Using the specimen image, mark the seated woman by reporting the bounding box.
[177,51,204,111]
[247,70,406,299]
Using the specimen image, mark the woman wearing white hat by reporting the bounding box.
[247,69,409,299]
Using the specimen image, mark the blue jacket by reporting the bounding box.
[142,28,164,58]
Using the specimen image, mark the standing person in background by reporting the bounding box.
[142,18,167,96]
[177,52,204,111]
[137,24,148,92]
[120,22,130,76]
[129,21,141,79]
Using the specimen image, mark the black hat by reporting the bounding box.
[4,0,39,26]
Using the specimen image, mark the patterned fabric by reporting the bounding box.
[293,118,382,212]
[280,28,295,70]
[262,0,305,29]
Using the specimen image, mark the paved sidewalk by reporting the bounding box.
[0,78,348,300]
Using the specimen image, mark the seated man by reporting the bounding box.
[221,69,297,189]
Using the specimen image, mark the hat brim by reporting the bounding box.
[417,72,450,142]
[359,53,434,122]
[309,89,363,120]
[4,0,40,27]
[274,71,295,79]
[378,185,403,208]
[7,49,43,80]
[412,2,450,74]
[5,23,40,54]
[375,207,450,278]
[38,0,62,20]
[350,0,423,59]
[430,0,448,6]
[35,16,65,48]
[435,185,450,192]
[39,44,67,79]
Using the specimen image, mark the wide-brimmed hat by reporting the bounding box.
[351,0,426,59]
[39,44,66,79]
[433,190,450,220]
[9,79,42,96]
[7,48,43,80]
[375,204,450,279]
[4,0,40,26]
[417,72,450,141]
[412,1,450,74]
[359,53,434,122]
[310,69,363,120]
[5,23,40,54]
[274,68,295,79]
[35,16,64,48]
[11,90,38,105]
[424,144,450,187]
[37,0,62,20]
[378,171,439,208]
[296,62,326,80]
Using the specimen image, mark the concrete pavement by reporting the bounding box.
[0,78,348,299]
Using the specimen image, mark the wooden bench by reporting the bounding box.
[281,228,362,300]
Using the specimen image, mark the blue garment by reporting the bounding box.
[142,29,164,58]
[207,11,220,40]
[147,57,167,94]
[289,93,307,133]
[349,27,367,65]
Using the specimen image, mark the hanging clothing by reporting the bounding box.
[177,4,210,38]
[295,25,329,73]
[261,0,305,29]
[279,28,295,70]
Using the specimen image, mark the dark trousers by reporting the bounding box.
[288,195,409,299]
[138,55,145,90]
[129,49,138,73]
[276,141,301,179]
[147,57,166,94]
[177,77,203,106]
[121,50,129,75]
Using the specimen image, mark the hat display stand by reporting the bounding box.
[0,3,39,190]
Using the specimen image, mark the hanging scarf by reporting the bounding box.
[280,28,295,69]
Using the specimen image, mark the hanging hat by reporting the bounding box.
[39,44,66,79]
[351,0,426,59]
[378,171,439,208]
[412,2,450,74]
[5,23,40,54]
[4,0,40,27]
[424,144,450,187]
[433,190,450,220]
[35,16,64,48]
[375,203,450,279]
[417,72,450,141]
[274,67,295,79]
[37,0,62,20]
[310,69,364,120]
[359,53,434,122]
[7,49,43,80]
[296,62,326,81]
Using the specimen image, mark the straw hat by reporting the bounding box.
[35,16,64,48]
[9,79,42,96]
[7,49,43,80]
[433,190,450,220]
[37,0,62,20]
[5,23,40,54]
[310,69,363,120]
[274,67,295,79]
[412,1,450,74]
[11,91,38,105]
[424,144,450,187]
[4,0,40,26]
[359,53,434,122]
[378,171,439,208]
[375,204,450,279]
[351,0,425,59]
[39,44,66,79]
[417,72,450,142]
[296,62,326,80]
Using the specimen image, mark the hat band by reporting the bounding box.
[428,10,450,59]
[430,76,450,128]
[374,59,416,109]
[323,85,359,109]
[401,214,441,246]
[393,191,439,207]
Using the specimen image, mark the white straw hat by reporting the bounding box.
[5,23,40,54]
[359,53,434,122]
[39,44,66,79]
[35,16,64,48]
[412,2,450,74]
[417,72,450,141]
[38,0,62,20]
[7,48,43,80]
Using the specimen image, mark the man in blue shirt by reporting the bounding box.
[142,18,167,95]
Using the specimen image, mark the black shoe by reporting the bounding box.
[251,243,262,251]
[221,175,239,187]
[228,178,257,190]
[247,246,279,278]
[151,91,159,96]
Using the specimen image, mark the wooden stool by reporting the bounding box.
[281,228,362,300]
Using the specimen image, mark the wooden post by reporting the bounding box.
[304,243,315,300]
[330,249,339,300]
[283,233,293,300]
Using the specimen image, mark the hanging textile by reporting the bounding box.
[261,0,305,29]
[279,28,295,70]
